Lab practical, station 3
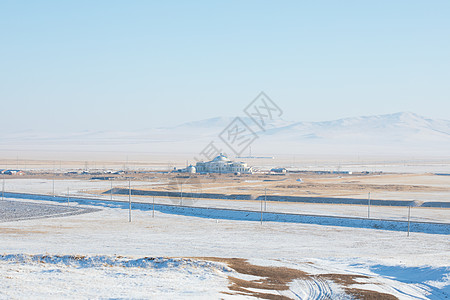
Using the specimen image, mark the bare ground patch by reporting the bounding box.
[0,227,47,235]
[196,257,398,299]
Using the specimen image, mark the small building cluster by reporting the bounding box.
[181,154,253,174]
[66,170,125,175]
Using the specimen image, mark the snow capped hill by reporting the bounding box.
[0,112,449,157]
[262,112,450,142]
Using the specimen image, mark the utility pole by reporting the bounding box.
[264,188,267,211]
[180,183,183,206]
[367,192,371,219]
[128,178,132,222]
[407,206,411,237]
[53,161,55,198]
[2,175,4,201]
[260,196,263,225]
[110,178,113,201]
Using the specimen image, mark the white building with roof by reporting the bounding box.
[194,154,252,174]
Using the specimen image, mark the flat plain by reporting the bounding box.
[0,163,449,299]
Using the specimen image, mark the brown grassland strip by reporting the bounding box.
[197,257,399,299]
[0,227,47,235]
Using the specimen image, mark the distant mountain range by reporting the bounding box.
[1,112,449,157]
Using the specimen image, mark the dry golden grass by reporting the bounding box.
[197,257,398,300]
[92,172,450,202]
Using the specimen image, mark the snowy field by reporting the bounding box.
[0,199,98,222]
[0,254,232,299]
[2,178,449,223]
[0,178,449,299]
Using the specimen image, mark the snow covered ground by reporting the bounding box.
[0,199,98,222]
[4,193,448,235]
[2,178,449,223]
[0,178,449,299]
[0,198,448,298]
[0,255,232,299]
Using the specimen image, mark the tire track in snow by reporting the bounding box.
[291,277,337,299]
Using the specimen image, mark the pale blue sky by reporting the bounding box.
[1,1,449,133]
